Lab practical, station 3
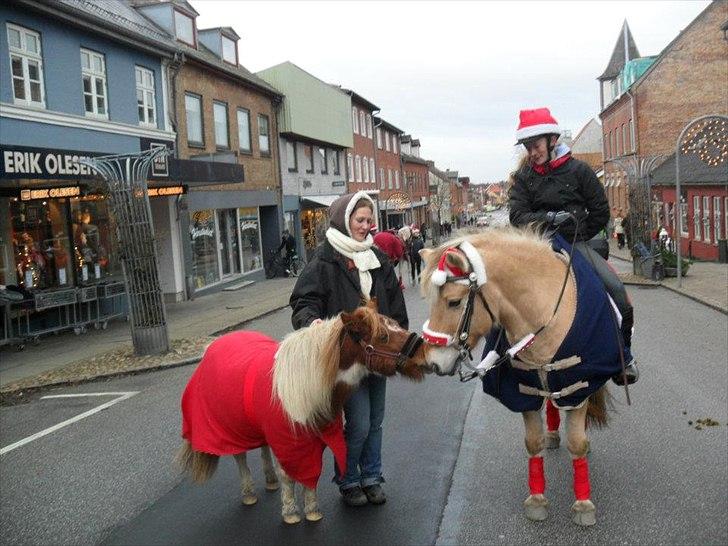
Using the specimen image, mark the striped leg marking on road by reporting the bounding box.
[0,391,139,456]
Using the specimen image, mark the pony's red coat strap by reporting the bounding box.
[572,457,591,500]
[528,456,545,495]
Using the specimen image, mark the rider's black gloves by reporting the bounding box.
[546,210,572,227]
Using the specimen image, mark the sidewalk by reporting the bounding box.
[608,239,727,314]
[0,277,297,395]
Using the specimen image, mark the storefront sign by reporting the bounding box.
[147,186,185,197]
[1,145,105,180]
[386,191,411,212]
[332,180,345,187]
[20,186,81,200]
[140,138,172,178]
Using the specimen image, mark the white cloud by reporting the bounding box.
[193,0,712,182]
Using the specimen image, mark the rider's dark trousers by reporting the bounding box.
[574,242,634,349]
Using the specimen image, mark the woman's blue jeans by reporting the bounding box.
[336,374,386,490]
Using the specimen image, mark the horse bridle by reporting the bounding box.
[347,330,424,372]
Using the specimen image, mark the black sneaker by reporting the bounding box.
[613,359,639,385]
[362,484,387,505]
[341,486,368,507]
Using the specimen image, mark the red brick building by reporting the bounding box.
[400,136,430,227]
[374,117,405,229]
[343,90,378,198]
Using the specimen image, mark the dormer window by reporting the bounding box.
[222,35,237,65]
[174,9,195,46]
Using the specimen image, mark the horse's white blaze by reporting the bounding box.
[427,346,460,374]
[336,362,368,385]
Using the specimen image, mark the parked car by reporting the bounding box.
[476,216,490,227]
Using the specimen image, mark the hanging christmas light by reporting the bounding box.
[681,119,728,166]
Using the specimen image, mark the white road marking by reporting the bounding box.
[0,391,139,456]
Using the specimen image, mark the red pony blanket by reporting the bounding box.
[181,331,347,489]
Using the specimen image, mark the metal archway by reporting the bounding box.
[675,114,728,287]
[81,147,170,356]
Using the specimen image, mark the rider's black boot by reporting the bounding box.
[613,307,639,385]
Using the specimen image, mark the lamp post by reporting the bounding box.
[675,114,728,287]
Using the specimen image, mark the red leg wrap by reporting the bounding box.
[572,457,591,501]
[545,399,560,432]
[528,456,545,495]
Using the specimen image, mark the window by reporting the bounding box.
[369,158,375,184]
[222,35,237,65]
[7,24,44,107]
[80,49,107,118]
[604,133,609,158]
[680,201,689,237]
[693,196,701,240]
[388,169,393,189]
[135,66,156,126]
[238,207,263,272]
[237,108,251,152]
[286,141,297,172]
[376,128,382,149]
[352,106,359,134]
[394,170,400,189]
[379,167,385,189]
[319,148,328,174]
[355,155,362,182]
[725,197,728,240]
[174,10,195,46]
[333,150,341,175]
[366,114,373,138]
[304,145,314,174]
[629,119,635,152]
[363,155,369,183]
[258,114,270,154]
[360,111,366,138]
[622,124,628,154]
[610,132,615,159]
[190,209,220,287]
[185,93,203,146]
[385,132,390,152]
[213,101,229,149]
[392,137,398,155]
[713,197,722,243]
[617,128,622,156]
[347,153,354,182]
[703,196,711,244]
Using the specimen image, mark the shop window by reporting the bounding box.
[135,66,156,127]
[80,48,108,118]
[258,114,270,155]
[713,197,722,243]
[7,23,45,108]
[693,196,701,240]
[218,208,241,276]
[301,207,329,257]
[71,197,121,283]
[238,207,262,272]
[190,209,220,288]
[702,196,711,244]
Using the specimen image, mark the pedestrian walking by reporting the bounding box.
[289,190,408,508]
[614,211,625,250]
[508,107,638,385]
[409,229,424,284]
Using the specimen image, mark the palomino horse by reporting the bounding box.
[419,227,628,526]
[177,302,427,524]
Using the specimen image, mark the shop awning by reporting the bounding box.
[300,194,343,208]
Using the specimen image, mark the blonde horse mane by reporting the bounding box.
[421,225,552,297]
[272,307,387,429]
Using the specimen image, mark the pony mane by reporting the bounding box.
[421,225,552,298]
[273,317,342,429]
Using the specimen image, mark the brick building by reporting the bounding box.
[374,116,405,229]
[400,135,430,228]
[343,89,379,201]
[599,1,728,261]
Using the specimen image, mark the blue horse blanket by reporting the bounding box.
[481,235,631,411]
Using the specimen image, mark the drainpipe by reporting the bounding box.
[273,100,287,243]
[625,87,637,216]
[371,110,383,228]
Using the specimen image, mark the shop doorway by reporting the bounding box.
[217,208,241,277]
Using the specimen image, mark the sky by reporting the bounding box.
[193,0,712,183]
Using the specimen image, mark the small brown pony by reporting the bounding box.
[419,227,626,527]
[177,302,427,524]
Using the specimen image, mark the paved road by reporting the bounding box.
[2,239,726,545]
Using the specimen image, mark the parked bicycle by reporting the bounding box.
[265,250,306,279]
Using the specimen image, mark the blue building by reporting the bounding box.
[0,0,180,336]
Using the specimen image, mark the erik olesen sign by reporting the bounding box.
[0,145,104,180]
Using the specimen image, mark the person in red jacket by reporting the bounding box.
[373,230,405,266]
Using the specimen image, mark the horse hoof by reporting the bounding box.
[242,494,258,506]
[525,504,548,521]
[265,481,280,491]
[545,432,560,450]
[571,500,596,527]
[283,513,301,525]
[305,511,324,522]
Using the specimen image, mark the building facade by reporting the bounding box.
[374,117,405,229]
[400,136,430,228]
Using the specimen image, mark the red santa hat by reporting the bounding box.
[430,241,487,287]
[431,248,465,286]
[516,108,561,144]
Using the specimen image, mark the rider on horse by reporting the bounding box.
[509,107,638,385]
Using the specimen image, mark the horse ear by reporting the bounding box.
[419,248,434,264]
[446,251,470,273]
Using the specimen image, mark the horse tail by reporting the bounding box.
[176,440,219,483]
[585,385,612,429]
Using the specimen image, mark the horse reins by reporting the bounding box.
[347,330,424,372]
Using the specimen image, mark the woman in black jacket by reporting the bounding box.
[290,191,407,507]
[509,107,637,384]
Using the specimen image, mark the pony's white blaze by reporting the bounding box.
[336,362,368,385]
[427,346,460,375]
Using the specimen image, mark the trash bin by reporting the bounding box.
[718,239,728,264]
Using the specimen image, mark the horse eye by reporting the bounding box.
[379,333,388,342]
[448,299,462,308]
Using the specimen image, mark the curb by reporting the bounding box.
[0,303,292,402]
